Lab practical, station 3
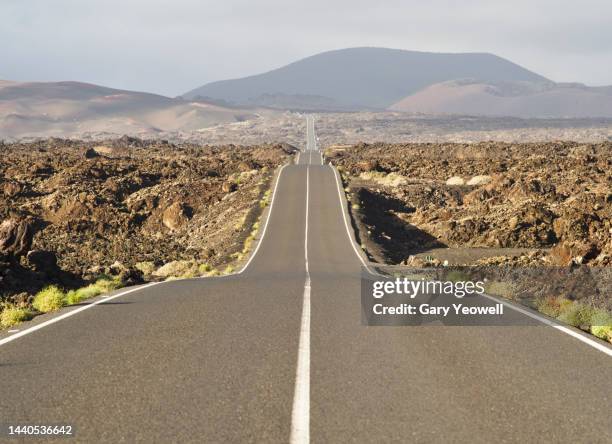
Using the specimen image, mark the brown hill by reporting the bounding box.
[389,80,612,118]
[0,81,256,139]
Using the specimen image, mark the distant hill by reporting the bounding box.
[0,80,256,139]
[183,47,549,110]
[389,80,612,118]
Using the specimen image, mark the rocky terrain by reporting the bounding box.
[327,141,611,268]
[327,141,612,325]
[313,113,612,145]
[0,137,294,304]
[171,113,612,148]
[7,111,612,147]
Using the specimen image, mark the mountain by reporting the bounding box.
[183,47,549,110]
[0,80,255,139]
[389,80,612,118]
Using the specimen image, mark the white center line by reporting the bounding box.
[290,162,311,444]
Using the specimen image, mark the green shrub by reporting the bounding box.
[444,270,471,283]
[64,290,80,305]
[180,269,198,279]
[557,303,595,328]
[33,286,65,313]
[93,275,122,293]
[243,235,255,254]
[224,265,235,275]
[64,275,122,306]
[198,263,212,274]
[65,285,103,305]
[135,261,156,276]
[536,296,571,318]
[0,305,31,328]
[590,310,612,342]
[259,190,272,208]
[153,261,195,279]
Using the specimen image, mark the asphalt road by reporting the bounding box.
[1,116,610,443]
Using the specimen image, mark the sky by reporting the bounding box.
[2,0,611,97]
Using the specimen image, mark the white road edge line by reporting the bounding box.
[238,163,289,274]
[481,293,612,357]
[1,161,290,345]
[0,282,160,347]
[290,165,311,444]
[330,163,376,275]
[329,162,611,356]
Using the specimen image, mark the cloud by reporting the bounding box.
[1,0,611,96]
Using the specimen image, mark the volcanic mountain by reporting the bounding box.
[183,47,549,110]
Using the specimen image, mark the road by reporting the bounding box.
[1,116,611,443]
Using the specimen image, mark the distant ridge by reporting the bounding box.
[0,80,255,139]
[390,80,612,118]
[183,47,549,110]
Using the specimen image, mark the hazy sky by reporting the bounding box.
[2,0,611,96]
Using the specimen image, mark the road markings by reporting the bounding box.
[481,293,612,357]
[290,165,311,444]
[0,282,160,347]
[237,163,289,274]
[329,164,376,274]
[330,156,611,355]
[304,167,310,273]
[1,159,289,345]
[329,160,611,356]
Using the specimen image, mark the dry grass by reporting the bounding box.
[0,305,32,328]
[536,295,612,343]
[153,261,197,279]
[32,286,65,313]
[64,276,122,305]
[484,281,515,299]
[590,311,612,342]
[135,261,156,276]
[198,263,212,274]
[260,189,272,208]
